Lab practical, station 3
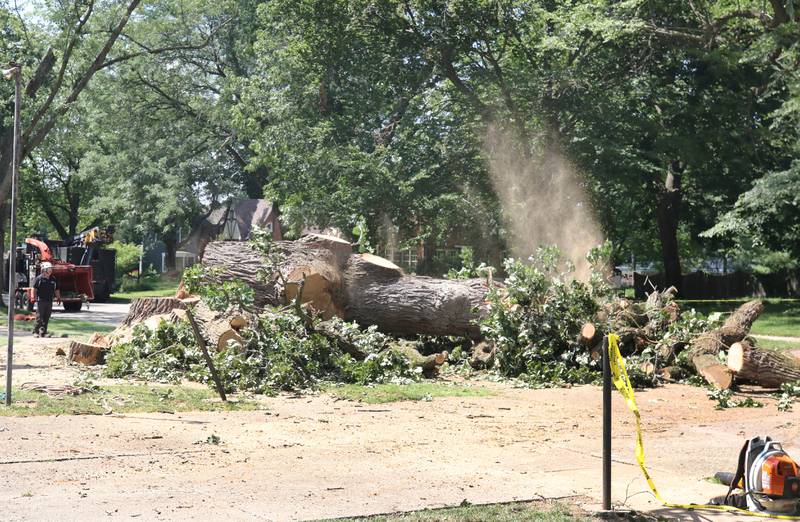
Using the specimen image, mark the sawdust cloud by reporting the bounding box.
[484,124,603,280]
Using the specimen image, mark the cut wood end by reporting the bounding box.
[434,351,449,365]
[701,365,733,390]
[581,322,596,340]
[217,330,243,352]
[305,233,351,245]
[728,342,746,373]
[229,315,248,329]
[359,253,402,271]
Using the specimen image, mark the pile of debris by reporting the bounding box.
[67,233,798,393]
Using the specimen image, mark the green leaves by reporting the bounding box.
[481,247,606,385]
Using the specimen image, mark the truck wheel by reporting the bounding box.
[22,293,33,312]
[63,302,83,312]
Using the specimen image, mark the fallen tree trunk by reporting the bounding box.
[342,254,488,337]
[728,341,800,388]
[688,300,764,389]
[201,235,350,318]
[122,297,187,327]
[202,236,493,338]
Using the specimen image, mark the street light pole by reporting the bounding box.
[4,64,21,406]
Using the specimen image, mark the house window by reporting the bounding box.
[398,248,418,268]
[434,248,460,261]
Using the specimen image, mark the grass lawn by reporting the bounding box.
[324,501,590,521]
[680,299,800,338]
[326,382,493,404]
[754,338,799,351]
[110,274,181,302]
[0,384,260,416]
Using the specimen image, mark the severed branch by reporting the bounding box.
[185,306,227,402]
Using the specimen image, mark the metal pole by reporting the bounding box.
[602,335,612,510]
[5,66,21,406]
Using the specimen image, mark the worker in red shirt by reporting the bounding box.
[31,262,61,337]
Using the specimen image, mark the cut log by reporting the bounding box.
[578,322,600,346]
[658,366,683,381]
[122,297,187,327]
[469,341,496,369]
[143,313,172,332]
[389,342,448,373]
[343,254,489,337]
[68,341,106,365]
[169,308,188,323]
[689,300,763,388]
[229,314,249,330]
[202,234,352,319]
[693,354,733,390]
[190,301,243,352]
[728,341,800,388]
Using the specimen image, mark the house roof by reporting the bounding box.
[219,199,277,239]
[181,199,279,255]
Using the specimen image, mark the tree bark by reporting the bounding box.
[201,235,493,338]
[121,297,187,327]
[688,299,764,388]
[728,340,800,388]
[163,233,178,272]
[656,161,683,293]
[0,205,5,307]
[342,254,488,337]
[190,300,243,352]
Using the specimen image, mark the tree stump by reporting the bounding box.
[68,341,106,365]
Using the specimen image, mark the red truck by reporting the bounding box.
[15,238,95,312]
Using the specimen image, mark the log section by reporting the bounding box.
[728,340,800,388]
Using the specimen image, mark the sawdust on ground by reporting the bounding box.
[0,334,796,521]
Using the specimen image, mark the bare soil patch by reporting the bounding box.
[1,335,796,521]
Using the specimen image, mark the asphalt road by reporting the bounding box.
[1,295,130,327]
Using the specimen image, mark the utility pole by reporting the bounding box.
[3,63,21,405]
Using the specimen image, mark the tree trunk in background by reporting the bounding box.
[657,161,683,293]
[0,205,5,307]
[163,234,178,272]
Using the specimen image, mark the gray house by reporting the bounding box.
[143,199,282,273]
[181,199,282,259]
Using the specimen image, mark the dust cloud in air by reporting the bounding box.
[483,124,604,280]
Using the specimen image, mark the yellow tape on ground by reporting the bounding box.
[607,333,800,519]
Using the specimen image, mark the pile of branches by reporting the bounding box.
[73,233,799,396]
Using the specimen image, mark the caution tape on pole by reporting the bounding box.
[607,333,800,519]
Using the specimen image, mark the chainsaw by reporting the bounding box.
[713,436,800,515]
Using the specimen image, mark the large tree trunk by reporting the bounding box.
[201,235,492,338]
[728,340,800,388]
[163,234,178,272]
[343,253,487,337]
[0,204,5,307]
[656,161,683,293]
[688,300,764,389]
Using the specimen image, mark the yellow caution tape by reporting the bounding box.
[607,333,800,519]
